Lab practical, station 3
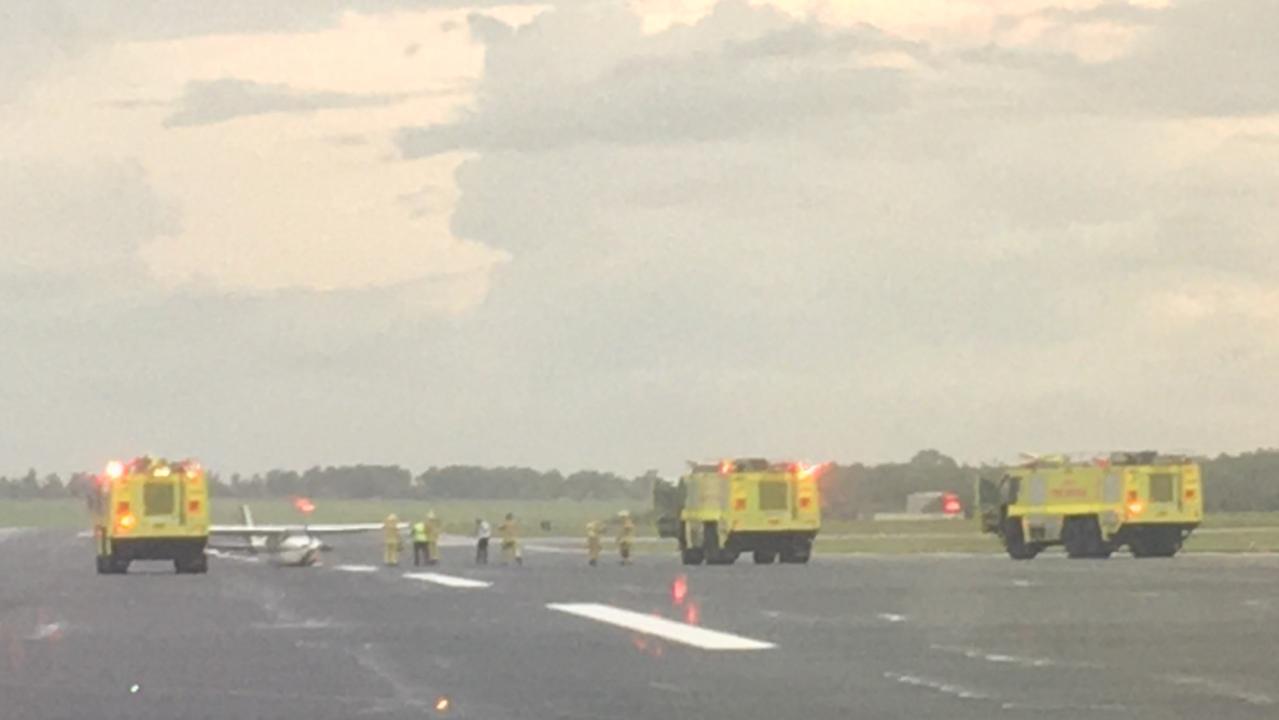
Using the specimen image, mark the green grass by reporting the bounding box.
[1184,528,1279,553]
[0,499,91,528]
[814,535,1002,555]
[1198,512,1279,528]
[6,498,1279,553]
[0,497,647,537]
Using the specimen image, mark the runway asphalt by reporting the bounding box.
[2,528,1277,720]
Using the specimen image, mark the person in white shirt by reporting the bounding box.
[475,518,492,565]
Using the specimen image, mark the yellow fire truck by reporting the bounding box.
[89,456,210,574]
[656,459,823,565]
[978,451,1202,560]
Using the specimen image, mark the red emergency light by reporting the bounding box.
[941,493,962,516]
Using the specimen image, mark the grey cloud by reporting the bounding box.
[400,4,912,156]
[974,0,1279,117]
[1112,0,1279,116]
[34,0,552,42]
[1,0,544,102]
[9,1,1279,475]
[163,78,410,128]
[0,2,84,103]
[1028,0,1163,25]
[0,159,177,279]
[390,0,1279,469]
[466,13,514,45]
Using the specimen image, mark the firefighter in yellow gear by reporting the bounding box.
[499,512,521,566]
[617,511,635,565]
[586,521,602,566]
[425,510,441,565]
[383,513,402,566]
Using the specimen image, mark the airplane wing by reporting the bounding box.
[209,523,387,537]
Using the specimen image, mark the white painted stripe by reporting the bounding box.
[877,613,908,623]
[205,548,260,563]
[0,528,30,543]
[27,622,66,640]
[521,543,581,555]
[547,602,775,651]
[402,572,491,589]
[334,564,378,573]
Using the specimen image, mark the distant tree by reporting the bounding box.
[20,469,39,498]
[65,472,94,498]
[628,470,662,501]
[40,473,65,498]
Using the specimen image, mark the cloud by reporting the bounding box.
[29,0,552,42]
[162,78,413,128]
[385,0,1279,469]
[1112,0,1279,116]
[0,1,84,102]
[6,0,1279,475]
[975,0,1279,117]
[400,3,914,156]
[0,0,539,102]
[0,159,177,280]
[0,277,500,474]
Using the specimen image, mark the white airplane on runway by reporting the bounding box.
[209,505,401,567]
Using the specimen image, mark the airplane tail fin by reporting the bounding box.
[241,505,267,551]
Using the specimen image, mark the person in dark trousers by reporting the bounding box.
[475,517,491,565]
[425,511,440,566]
[411,520,429,566]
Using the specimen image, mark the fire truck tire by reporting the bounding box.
[753,550,777,564]
[1003,518,1041,560]
[1064,516,1113,559]
[703,523,736,565]
[1130,528,1181,558]
[779,538,812,564]
[176,554,209,574]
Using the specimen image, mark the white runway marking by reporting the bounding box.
[930,644,1092,669]
[1164,674,1273,706]
[402,572,491,589]
[877,613,908,623]
[335,564,378,573]
[27,622,66,641]
[76,530,93,539]
[0,528,30,543]
[206,549,260,563]
[547,602,775,651]
[521,543,581,555]
[884,672,988,700]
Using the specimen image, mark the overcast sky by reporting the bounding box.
[2,0,1276,477]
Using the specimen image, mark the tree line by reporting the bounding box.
[2,449,1277,514]
[817,448,1279,517]
[0,465,658,503]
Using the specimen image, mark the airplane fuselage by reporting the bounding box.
[263,534,324,567]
